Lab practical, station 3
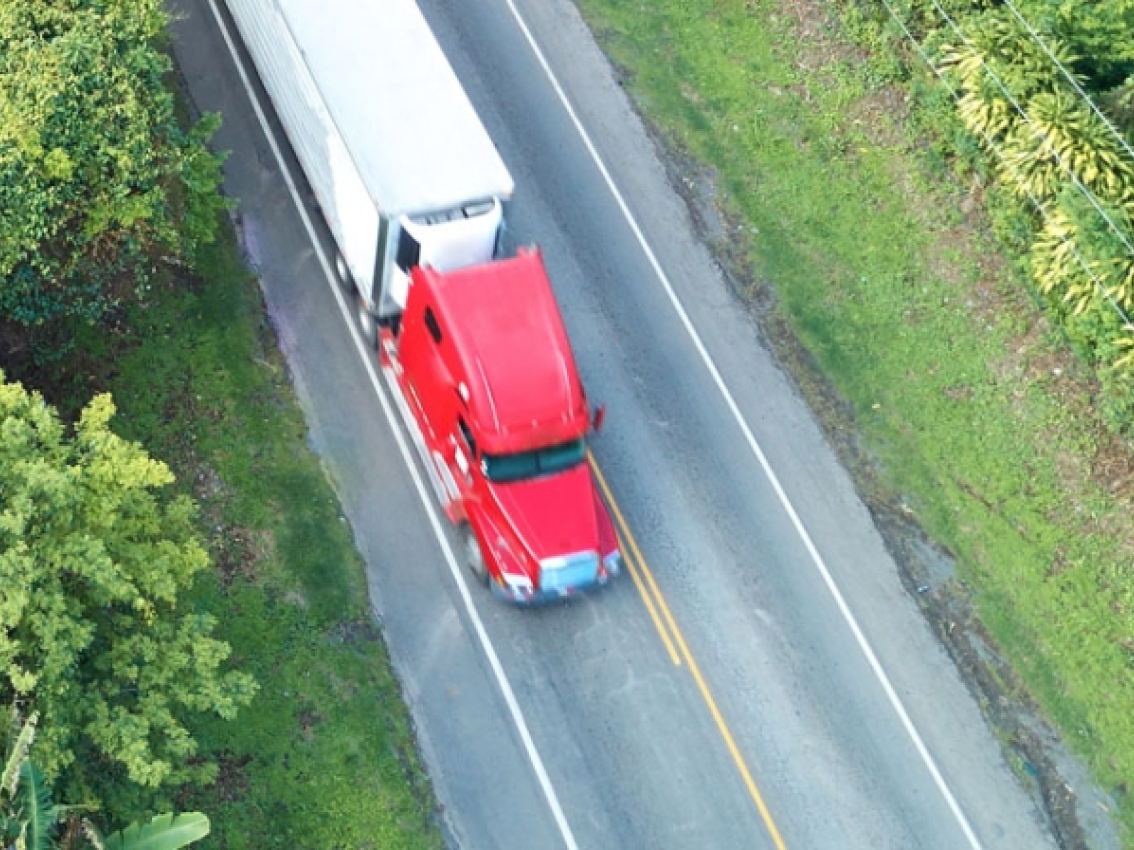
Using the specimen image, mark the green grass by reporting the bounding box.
[39,225,442,848]
[575,0,1134,837]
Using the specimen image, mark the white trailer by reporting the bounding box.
[224,0,515,335]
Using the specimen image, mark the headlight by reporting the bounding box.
[493,536,534,597]
[498,568,534,602]
[500,570,534,591]
[602,550,622,578]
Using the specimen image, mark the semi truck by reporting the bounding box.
[225,0,622,602]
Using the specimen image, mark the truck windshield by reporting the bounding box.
[481,438,586,483]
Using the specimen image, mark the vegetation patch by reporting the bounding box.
[573,0,1133,842]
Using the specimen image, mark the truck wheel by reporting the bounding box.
[357,300,378,348]
[334,252,354,293]
[460,524,488,585]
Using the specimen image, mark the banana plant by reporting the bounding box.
[2,708,209,850]
[1113,324,1134,373]
[0,710,61,850]
[99,813,210,850]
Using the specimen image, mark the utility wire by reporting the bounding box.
[869,0,1134,330]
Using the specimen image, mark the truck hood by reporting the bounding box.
[487,463,599,565]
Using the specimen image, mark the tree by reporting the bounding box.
[1,707,211,850]
[0,0,228,334]
[1103,72,1134,139]
[0,372,256,794]
[1006,0,1134,90]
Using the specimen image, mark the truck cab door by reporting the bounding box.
[405,307,452,430]
[453,413,478,486]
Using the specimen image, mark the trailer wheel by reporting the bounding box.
[460,524,488,585]
[334,252,354,293]
[357,300,378,348]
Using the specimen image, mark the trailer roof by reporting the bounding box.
[416,250,589,454]
[276,0,514,215]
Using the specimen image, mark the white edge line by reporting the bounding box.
[498,1,983,847]
[201,3,579,848]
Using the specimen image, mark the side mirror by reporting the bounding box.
[592,404,607,433]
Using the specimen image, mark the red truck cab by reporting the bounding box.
[379,248,621,603]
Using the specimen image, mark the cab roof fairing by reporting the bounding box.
[411,249,590,456]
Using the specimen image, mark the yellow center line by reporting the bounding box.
[604,480,683,648]
[619,532,681,665]
[589,454,681,665]
[588,452,788,850]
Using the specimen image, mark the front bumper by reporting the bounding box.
[490,551,619,605]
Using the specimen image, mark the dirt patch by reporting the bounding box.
[776,0,864,72]
[188,751,252,805]
[298,706,324,742]
[213,525,275,585]
[327,617,384,646]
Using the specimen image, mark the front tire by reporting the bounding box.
[460,524,488,585]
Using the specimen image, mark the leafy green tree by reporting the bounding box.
[1103,73,1134,139]
[1007,0,1134,90]
[0,372,256,794]
[0,0,228,332]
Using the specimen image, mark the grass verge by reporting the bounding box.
[573,0,1134,841]
[29,223,442,848]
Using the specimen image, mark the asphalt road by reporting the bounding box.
[169,0,1058,847]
